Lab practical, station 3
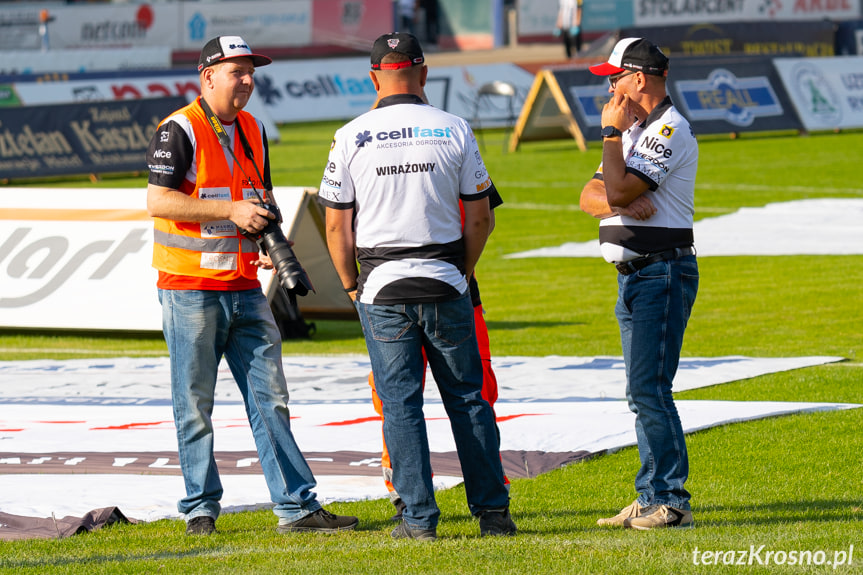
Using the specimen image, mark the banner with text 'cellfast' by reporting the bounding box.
[0,97,185,180]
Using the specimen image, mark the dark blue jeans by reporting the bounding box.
[615,255,699,510]
[357,292,509,530]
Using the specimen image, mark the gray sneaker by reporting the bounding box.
[277,508,359,534]
[624,504,693,530]
[597,500,643,527]
[391,519,437,541]
[479,508,517,537]
[186,515,216,536]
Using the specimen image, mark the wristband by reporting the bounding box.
[344,285,358,293]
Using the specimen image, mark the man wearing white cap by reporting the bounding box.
[580,38,699,530]
[146,36,358,536]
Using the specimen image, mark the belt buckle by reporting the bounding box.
[615,260,638,275]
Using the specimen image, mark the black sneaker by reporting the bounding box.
[479,508,517,537]
[277,508,359,534]
[186,515,216,536]
[390,498,407,522]
[391,519,437,541]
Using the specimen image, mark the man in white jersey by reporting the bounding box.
[580,38,699,530]
[554,0,583,58]
[321,32,515,541]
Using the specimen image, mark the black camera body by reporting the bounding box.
[246,203,314,297]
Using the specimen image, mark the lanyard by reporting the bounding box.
[198,96,272,205]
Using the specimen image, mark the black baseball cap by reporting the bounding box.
[370,32,425,70]
[589,38,669,77]
[197,36,272,72]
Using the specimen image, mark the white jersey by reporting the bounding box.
[558,0,581,27]
[319,94,494,305]
[594,96,698,263]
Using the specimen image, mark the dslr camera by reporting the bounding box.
[244,203,314,297]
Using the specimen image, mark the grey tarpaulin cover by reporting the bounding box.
[0,506,135,541]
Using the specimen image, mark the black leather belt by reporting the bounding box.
[615,246,695,275]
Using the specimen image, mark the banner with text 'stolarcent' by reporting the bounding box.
[0,96,185,179]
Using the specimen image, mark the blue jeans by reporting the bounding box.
[159,288,321,523]
[615,255,698,510]
[356,292,509,530]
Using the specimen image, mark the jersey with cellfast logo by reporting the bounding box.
[319,94,495,305]
[146,99,272,291]
[593,96,698,263]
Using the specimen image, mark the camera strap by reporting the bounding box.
[198,96,272,204]
[198,96,310,305]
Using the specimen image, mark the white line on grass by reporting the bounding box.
[500,202,731,213]
[0,348,165,356]
[498,181,863,195]
[696,183,863,194]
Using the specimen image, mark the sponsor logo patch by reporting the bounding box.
[355,130,373,147]
[201,253,237,271]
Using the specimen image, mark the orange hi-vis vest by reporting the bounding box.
[152,98,265,289]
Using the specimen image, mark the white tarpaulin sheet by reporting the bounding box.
[0,354,853,522]
[506,199,863,259]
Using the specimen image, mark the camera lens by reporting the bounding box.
[258,221,314,296]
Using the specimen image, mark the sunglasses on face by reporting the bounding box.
[608,71,635,89]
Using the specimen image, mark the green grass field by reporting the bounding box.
[1,124,861,574]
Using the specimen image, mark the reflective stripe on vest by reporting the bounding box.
[152,98,266,282]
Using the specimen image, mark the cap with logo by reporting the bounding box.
[370,32,425,70]
[197,36,272,72]
[589,38,669,77]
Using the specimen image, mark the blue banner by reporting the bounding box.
[550,55,801,140]
[0,96,185,180]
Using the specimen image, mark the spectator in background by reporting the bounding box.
[554,0,583,58]
[397,0,418,35]
[419,0,439,47]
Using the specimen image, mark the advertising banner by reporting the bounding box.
[835,20,863,55]
[0,187,351,332]
[177,0,311,51]
[633,0,860,26]
[252,58,535,124]
[0,1,373,52]
[515,55,801,148]
[0,97,185,180]
[20,3,181,50]
[0,47,172,76]
[1,58,535,131]
[516,0,635,36]
[6,70,279,142]
[310,0,392,48]
[622,21,836,58]
[669,57,801,134]
[773,56,863,131]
